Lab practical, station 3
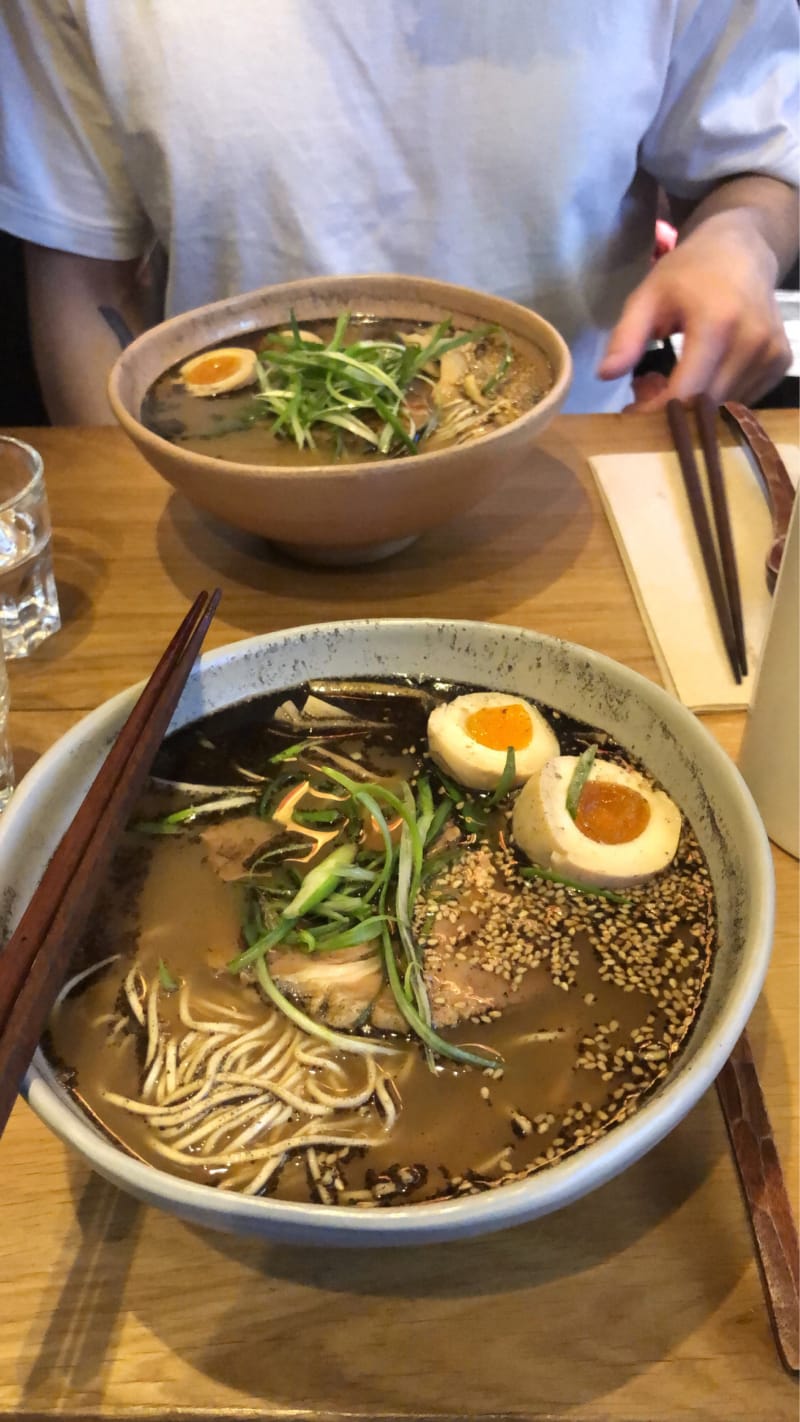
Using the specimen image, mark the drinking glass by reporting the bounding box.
[0,635,14,810]
[0,435,61,657]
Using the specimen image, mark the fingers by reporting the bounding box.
[722,330,792,406]
[628,371,669,409]
[600,228,791,409]
[598,281,666,380]
[632,318,790,413]
[669,325,788,409]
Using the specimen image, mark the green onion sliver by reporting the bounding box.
[130,791,257,833]
[424,796,453,846]
[337,864,379,884]
[519,864,628,904]
[158,959,179,992]
[281,844,356,919]
[487,746,517,805]
[565,745,597,821]
[228,917,293,973]
[270,739,314,763]
[306,915,387,952]
[380,928,500,1071]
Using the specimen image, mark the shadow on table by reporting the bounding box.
[19,1173,142,1411]
[153,447,590,629]
[47,532,109,657]
[6,533,108,702]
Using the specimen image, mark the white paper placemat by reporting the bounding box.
[589,442,799,710]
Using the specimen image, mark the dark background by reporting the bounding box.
[1,233,47,424]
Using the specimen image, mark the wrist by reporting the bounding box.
[678,208,780,285]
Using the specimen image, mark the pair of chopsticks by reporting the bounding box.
[0,589,221,1140]
[666,395,748,684]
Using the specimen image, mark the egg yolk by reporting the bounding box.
[465,703,532,752]
[575,781,651,845]
[184,353,244,386]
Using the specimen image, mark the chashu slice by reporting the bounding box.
[201,816,281,882]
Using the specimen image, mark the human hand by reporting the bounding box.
[598,212,792,410]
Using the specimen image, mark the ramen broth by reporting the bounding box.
[46,680,715,1207]
[141,317,553,466]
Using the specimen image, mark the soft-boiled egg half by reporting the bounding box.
[427,692,560,792]
[512,755,681,889]
[179,347,259,397]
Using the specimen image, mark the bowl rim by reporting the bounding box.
[107,273,573,480]
[10,617,774,1243]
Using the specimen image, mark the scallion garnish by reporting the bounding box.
[130,791,257,835]
[251,311,500,458]
[487,747,517,805]
[565,745,597,820]
[519,863,628,904]
[158,960,179,992]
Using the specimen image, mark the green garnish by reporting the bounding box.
[424,796,453,846]
[295,915,387,953]
[130,791,257,835]
[270,738,314,763]
[282,844,356,919]
[430,753,514,833]
[158,959,179,992]
[481,334,514,397]
[519,864,629,904]
[565,745,597,820]
[487,747,516,805]
[253,311,498,458]
[228,918,293,973]
[292,807,345,826]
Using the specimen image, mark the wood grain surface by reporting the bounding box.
[0,413,797,1422]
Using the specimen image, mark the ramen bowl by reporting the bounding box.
[2,619,773,1246]
[107,274,572,565]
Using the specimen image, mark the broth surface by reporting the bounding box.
[141,317,553,465]
[46,679,715,1207]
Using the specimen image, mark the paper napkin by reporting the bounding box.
[589,442,799,710]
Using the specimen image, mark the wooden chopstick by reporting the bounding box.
[716,1033,800,1375]
[666,398,743,684]
[695,395,748,676]
[0,589,221,1139]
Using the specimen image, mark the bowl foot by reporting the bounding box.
[273,534,418,566]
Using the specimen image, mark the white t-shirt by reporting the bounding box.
[1,0,797,411]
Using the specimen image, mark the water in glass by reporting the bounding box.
[0,640,14,810]
[0,437,61,657]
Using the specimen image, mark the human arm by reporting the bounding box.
[1,6,153,421]
[598,174,797,408]
[23,244,150,424]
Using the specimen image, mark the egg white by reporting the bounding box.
[180,347,258,397]
[512,754,681,889]
[427,692,560,792]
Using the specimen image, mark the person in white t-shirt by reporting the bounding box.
[0,1,797,422]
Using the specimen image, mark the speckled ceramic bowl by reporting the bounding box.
[3,620,773,1246]
[107,274,572,565]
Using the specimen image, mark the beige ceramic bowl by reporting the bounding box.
[108,274,572,564]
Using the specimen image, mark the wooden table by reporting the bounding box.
[1,414,797,1422]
